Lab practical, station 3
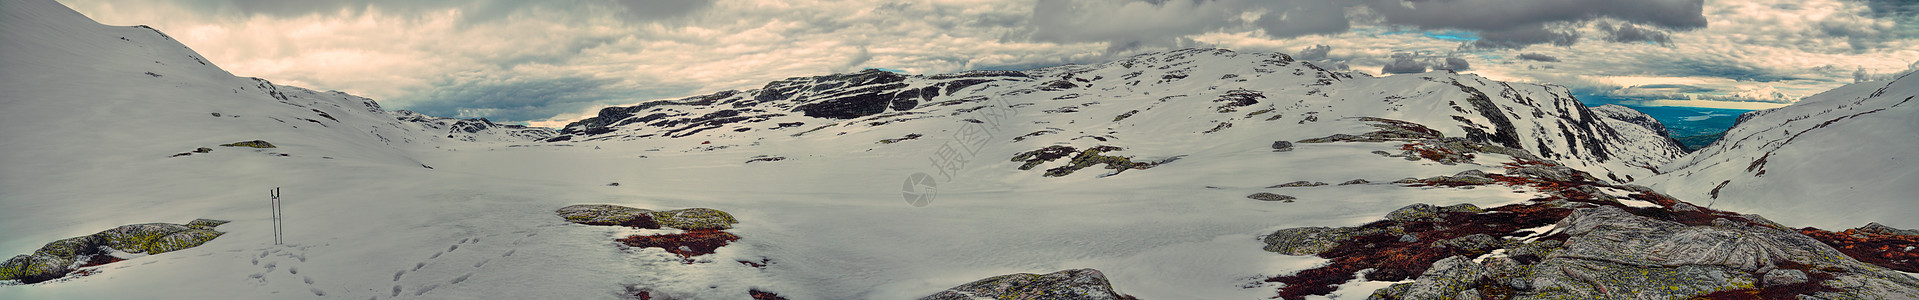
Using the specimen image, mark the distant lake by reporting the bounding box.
[1616,105,1755,137]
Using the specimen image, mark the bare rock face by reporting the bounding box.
[920,268,1138,300]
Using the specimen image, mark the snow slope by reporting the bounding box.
[0,0,1753,299]
[1643,70,1919,229]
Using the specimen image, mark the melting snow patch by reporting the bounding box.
[1517,223,1559,242]
[1473,249,1509,263]
[1615,198,1659,208]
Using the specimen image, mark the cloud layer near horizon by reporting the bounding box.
[57,0,1919,126]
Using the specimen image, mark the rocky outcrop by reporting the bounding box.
[1,219,229,284]
[1247,192,1296,202]
[920,268,1138,300]
[1255,154,1919,299]
[1369,206,1919,299]
[219,140,276,148]
[555,204,737,230]
[557,205,743,263]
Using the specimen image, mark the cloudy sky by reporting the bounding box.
[59,0,1919,126]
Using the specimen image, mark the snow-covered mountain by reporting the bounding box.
[5,0,1916,299]
[555,48,1685,183]
[1643,70,1919,229]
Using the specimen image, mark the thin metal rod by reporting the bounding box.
[271,187,282,245]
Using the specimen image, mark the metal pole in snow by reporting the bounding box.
[271,187,282,245]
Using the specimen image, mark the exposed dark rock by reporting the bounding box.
[920,268,1138,300]
[1214,89,1264,112]
[1270,141,1293,151]
[1339,179,1370,185]
[220,140,276,148]
[1267,181,1327,188]
[1247,193,1296,202]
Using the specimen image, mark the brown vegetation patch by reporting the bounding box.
[617,230,741,261]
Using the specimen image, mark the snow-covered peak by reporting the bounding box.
[1644,70,1919,229]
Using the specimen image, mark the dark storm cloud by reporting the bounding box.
[1472,25,1580,49]
[1867,0,1919,17]
[609,0,713,20]
[1438,56,1471,71]
[1518,53,1561,62]
[162,0,708,24]
[1296,44,1333,60]
[1634,84,1713,93]
[1668,58,1800,82]
[402,76,692,123]
[1597,22,1673,46]
[1025,0,1707,52]
[1358,0,1706,31]
[1381,53,1428,74]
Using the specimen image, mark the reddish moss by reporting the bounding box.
[1799,228,1919,272]
[1265,203,1573,299]
[749,289,789,300]
[617,230,741,260]
[1400,142,1473,162]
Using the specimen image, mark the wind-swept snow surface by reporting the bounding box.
[1645,71,1919,229]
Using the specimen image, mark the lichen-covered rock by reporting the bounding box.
[1764,269,1809,286]
[920,268,1136,300]
[1373,206,1919,299]
[1268,181,1328,188]
[96,223,225,254]
[0,253,72,284]
[1434,234,1506,253]
[219,140,276,148]
[185,218,230,230]
[1247,192,1295,202]
[1384,203,1481,222]
[556,204,657,228]
[647,208,738,231]
[1263,226,1374,255]
[2,219,228,283]
[1368,256,1488,300]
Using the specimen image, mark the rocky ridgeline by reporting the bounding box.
[556,69,1027,140]
[1,219,230,284]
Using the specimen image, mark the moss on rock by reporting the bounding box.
[555,204,658,228]
[647,208,739,231]
[1,219,228,284]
